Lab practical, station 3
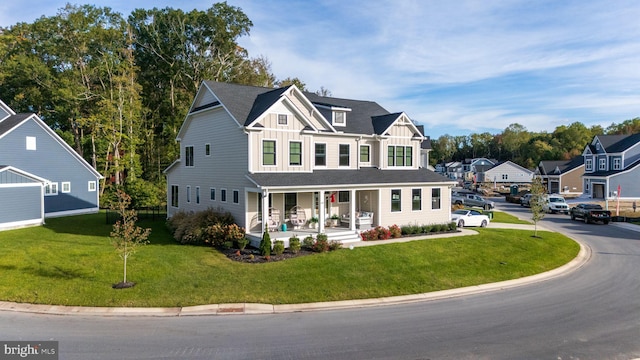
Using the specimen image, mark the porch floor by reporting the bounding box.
[247,225,363,247]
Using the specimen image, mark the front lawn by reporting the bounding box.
[0,214,578,307]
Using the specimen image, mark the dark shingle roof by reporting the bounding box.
[539,156,584,175]
[248,167,452,188]
[595,134,640,153]
[202,81,394,135]
[0,113,32,136]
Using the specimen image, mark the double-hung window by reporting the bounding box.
[290,141,302,166]
[387,146,413,167]
[432,188,441,210]
[339,144,350,166]
[171,185,179,207]
[315,143,326,166]
[263,140,276,166]
[391,189,401,212]
[613,158,621,170]
[586,158,593,171]
[412,189,421,211]
[45,182,58,196]
[359,145,370,163]
[599,158,606,171]
[185,146,194,167]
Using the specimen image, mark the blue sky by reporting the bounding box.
[2,0,639,138]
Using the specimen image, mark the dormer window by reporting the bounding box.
[333,111,346,126]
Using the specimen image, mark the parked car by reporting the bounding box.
[451,209,490,227]
[520,193,532,207]
[542,194,569,214]
[452,191,495,210]
[569,203,611,224]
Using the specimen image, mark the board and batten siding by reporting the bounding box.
[0,118,99,215]
[171,108,253,227]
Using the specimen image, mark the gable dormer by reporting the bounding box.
[0,99,17,123]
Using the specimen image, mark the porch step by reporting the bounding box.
[326,230,362,244]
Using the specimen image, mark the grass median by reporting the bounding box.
[0,213,578,307]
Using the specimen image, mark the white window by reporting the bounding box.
[502,174,508,180]
[599,158,606,170]
[359,145,370,164]
[210,188,216,201]
[45,182,58,196]
[88,181,96,192]
[185,146,194,167]
[277,114,288,125]
[333,111,346,126]
[221,188,227,202]
[586,158,593,171]
[61,182,71,193]
[26,136,36,150]
[613,158,621,170]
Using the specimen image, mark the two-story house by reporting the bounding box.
[165,81,455,243]
[537,157,584,194]
[0,99,103,231]
[582,133,640,199]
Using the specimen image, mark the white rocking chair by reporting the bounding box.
[289,205,307,229]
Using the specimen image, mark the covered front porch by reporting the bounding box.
[245,187,378,244]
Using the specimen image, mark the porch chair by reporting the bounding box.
[268,208,280,232]
[289,205,307,229]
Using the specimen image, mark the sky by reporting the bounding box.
[1,0,639,138]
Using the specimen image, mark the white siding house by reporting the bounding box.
[483,161,535,184]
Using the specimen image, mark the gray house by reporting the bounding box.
[582,133,640,199]
[0,100,102,230]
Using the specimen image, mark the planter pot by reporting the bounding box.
[309,223,317,229]
[331,219,339,227]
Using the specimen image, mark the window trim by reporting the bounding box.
[171,185,179,208]
[359,144,371,164]
[221,188,227,203]
[599,158,606,171]
[387,145,413,167]
[262,139,277,167]
[61,182,71,193]
[391,189,402,212]
[277,113,288,126]
[289,140,303,166]
[338,191,350,203]
[185,146,194,167]
[412,188,422,211]
[233,189,239,204]
[205,143,211,157]
[431,188,441,210]
[333,111,346,126]
[314,142,327,167]
[186,185,191,203]
[339,144,350,167]
[88,181,96,192]
[26,136,36,150]
[45,182,58,196]
[196,186,200,204]
[613,158,622,170]
[210,187,216,201]
[585,158,593,171]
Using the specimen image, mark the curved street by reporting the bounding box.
[2,200,639,359]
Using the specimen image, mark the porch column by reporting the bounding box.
[350,189,357,232]
[261,189,269,234]
[318,190,325,234]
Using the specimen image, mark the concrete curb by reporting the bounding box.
[0,236,591,317]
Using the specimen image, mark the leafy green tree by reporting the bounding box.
[529,176,546,237]
[110,189,151,288]
[276,77,307,91]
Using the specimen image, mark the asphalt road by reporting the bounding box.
[2,201,639,359]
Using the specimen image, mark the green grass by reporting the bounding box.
[0,214,578,307]
[491,210,532,224]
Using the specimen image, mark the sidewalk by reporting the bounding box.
[0,220,591,317]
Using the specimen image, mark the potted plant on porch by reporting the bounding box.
[330,214,340,227]
[308,217,319,229]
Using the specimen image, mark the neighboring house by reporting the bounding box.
[537,157,584,194]
[582,133,640,199]
[0,100,102,230]
[463,157,497,183]
[165,81,455,243]
[482,161,535,184]
[416,125,434,170]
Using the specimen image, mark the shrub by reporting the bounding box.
[389,224,402,238]
[312,233,330,252]
[360,228,378,241]
[222,241,234,250]
[448,221,458,231]
[167,208,237,245]
[273,240,285,255]
[302,235,315,249]
[422,225,432,233]
[260,228,272,256]
[236,237,249,250]
[328,240,342,251]
[401,225,412,235]
[376,226,391,240]
[289,236,301,254]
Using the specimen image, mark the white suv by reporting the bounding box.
[542,194,569,214]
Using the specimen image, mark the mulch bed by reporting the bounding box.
[222,248,315,263]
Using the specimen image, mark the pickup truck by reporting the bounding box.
[452,191,495,210]
[569,203,611,224]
